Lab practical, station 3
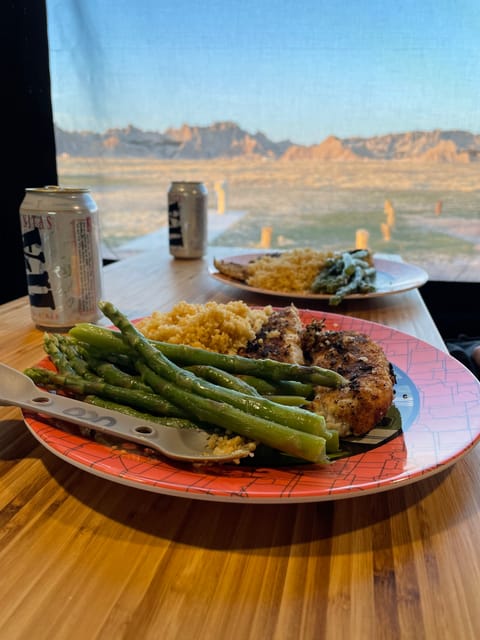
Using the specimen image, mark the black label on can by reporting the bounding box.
[22,226,56,310]
[168,200,183,247]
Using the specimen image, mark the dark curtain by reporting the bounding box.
[2,0,57,304]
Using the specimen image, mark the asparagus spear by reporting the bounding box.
[91,361,152,392]
[76,341,137,373]
[311,250,377,304]
[235,375,278,395]
[185,365,261,396]
[73,341,153,392]
[48,333,100,381]
[235,375,315,398]
[98,300,334,441]
[329,265,374,306]
[263,396,308,407]
[48,333,151,394]
[68,323,348,387]
[185,369,309,405]
[43,333,77,375]
[83,396,203,430]
[24,367,187,418]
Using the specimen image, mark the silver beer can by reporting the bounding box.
[168,181,208,258]
[20,186,104,329]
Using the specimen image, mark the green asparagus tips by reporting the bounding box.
[43,333,76,375]
[53,334,100,380]
[311,249,377,305]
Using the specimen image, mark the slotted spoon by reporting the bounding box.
[0,362,251,463]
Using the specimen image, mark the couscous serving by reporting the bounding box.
[136,300,272,354]
[246,248,330,292]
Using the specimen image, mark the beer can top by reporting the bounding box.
[169,181,208,195]
[170,181,204,185]
[25,185,91,194]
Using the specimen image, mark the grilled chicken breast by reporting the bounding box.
[302,323,395,436]
[238,305,305,364]
[213,257,251,282]
[213,253,282,283]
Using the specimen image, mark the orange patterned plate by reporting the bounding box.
[23,310,480,503]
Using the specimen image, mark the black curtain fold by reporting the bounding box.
[2,0,58,304]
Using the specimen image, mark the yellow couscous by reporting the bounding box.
[136,300,272,354]
[206,433,257,464]
[245,248,332,292]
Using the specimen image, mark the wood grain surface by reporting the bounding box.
[0,247,479,640]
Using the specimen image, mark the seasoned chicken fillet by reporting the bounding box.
[302,326,395,436]
[238,305,305,364]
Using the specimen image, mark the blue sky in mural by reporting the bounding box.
[46,0,480,143]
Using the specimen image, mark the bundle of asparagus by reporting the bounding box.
[311,249,376,305]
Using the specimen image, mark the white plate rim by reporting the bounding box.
[209,254,429,300]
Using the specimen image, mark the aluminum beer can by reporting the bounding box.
[19,186,104,329]
[168,181,207,258]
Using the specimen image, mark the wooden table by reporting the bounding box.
[1,248,479,640]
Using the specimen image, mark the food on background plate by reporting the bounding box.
[25,300,396,466]
[213,248,377,305]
